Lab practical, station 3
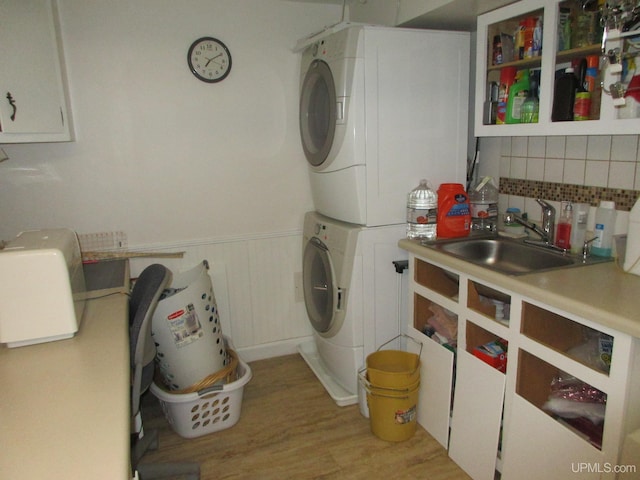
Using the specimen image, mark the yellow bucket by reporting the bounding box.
[366,379,420,442]
[366,349,420,388]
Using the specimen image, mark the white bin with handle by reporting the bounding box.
[151,260,226,391]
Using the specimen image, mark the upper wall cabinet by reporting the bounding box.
[0,0,72,143]
[474,0,640,136]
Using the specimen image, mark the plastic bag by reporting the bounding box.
[542,372,606,424]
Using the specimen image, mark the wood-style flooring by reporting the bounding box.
[139,354,471,479]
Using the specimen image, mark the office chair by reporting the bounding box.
[130,264,200,480]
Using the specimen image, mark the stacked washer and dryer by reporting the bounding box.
[297,24,470,406]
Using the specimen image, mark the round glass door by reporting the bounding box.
[302,236,337,333]
[299,59,336,167]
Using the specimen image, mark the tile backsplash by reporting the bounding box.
[498,135,640,212]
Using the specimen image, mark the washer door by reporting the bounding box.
[303,236,339,335]
[299,59,336,168]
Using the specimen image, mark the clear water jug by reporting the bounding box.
[406,179,437,240]
[469,176,499,233]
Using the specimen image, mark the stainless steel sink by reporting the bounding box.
[421,235,612,275]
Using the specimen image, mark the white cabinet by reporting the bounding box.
[0,0,72,143]
[406,252,640,480]
[474,0,640,136]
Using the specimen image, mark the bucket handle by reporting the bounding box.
[377,334,423,359]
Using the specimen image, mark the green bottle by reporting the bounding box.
[521,71,539,123]
[506,69,530,124]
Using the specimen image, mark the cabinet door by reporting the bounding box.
[0,0,70,141]
[410,331,455,449]
[448,349,506,480]
[502,395,604,479]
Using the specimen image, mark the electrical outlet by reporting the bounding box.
[294,272,304,303]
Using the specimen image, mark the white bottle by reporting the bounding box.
[469,176,499,233]
[591,200,616,257]
[406,179,437,240]
[624,197,640,275]
[569,203,590,254]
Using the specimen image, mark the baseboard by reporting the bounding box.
[236,335,313,363]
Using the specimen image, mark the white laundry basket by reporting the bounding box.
[151,260,226,391]
[150,358,252,439]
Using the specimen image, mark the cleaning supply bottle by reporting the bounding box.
[552,67,579,122]
[469,176,499,233]
[496,66,517,125]
[569,203,590,254]
[406,179,438,240]
[437,183,470,238]
[591,201,617,257]
[506,69,530,124]
[573,58,591,121]
[555,201,572,250]
[521,70,539,123]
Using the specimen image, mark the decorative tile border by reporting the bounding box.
[499,177,640,211]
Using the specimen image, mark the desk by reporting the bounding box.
[0,266,130,479]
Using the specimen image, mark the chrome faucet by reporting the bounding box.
[536,199,556,244]
[504,199,557,246]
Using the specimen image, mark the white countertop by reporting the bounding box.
[0,287,130,479]
[399,238,640,338]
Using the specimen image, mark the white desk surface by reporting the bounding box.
[0,288,130,479]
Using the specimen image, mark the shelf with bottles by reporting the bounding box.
[517,349,606,450]
[521,301,613,376]
[486,8,544,71]
[475,0,640,136]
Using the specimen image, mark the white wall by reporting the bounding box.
[0,0,343,359]
[0,0,341,243]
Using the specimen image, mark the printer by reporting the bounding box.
[0,229,86,348]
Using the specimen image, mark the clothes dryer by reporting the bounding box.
[299,25,470,226]
[298,211,408,406]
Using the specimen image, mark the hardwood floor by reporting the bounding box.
[139,354,471,479]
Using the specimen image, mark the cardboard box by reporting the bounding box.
[472,339,508,372]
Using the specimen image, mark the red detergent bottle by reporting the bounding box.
[437,183,471,238]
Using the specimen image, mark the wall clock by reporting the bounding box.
[187,37,232,83]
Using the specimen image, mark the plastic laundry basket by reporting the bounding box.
[150,358,252,439]
[152,260,226,391]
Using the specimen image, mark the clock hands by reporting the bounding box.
[205,53,223,67]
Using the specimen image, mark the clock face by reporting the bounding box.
[188,37,232,83]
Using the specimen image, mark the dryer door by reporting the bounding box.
[299,59,336,168]
[302,236,338,334]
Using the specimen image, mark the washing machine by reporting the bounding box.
[298,211,408,406]
[299,25,470,226]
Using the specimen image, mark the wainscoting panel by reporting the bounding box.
[128,231,312,361]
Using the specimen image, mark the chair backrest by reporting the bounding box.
[130,264,172,419]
